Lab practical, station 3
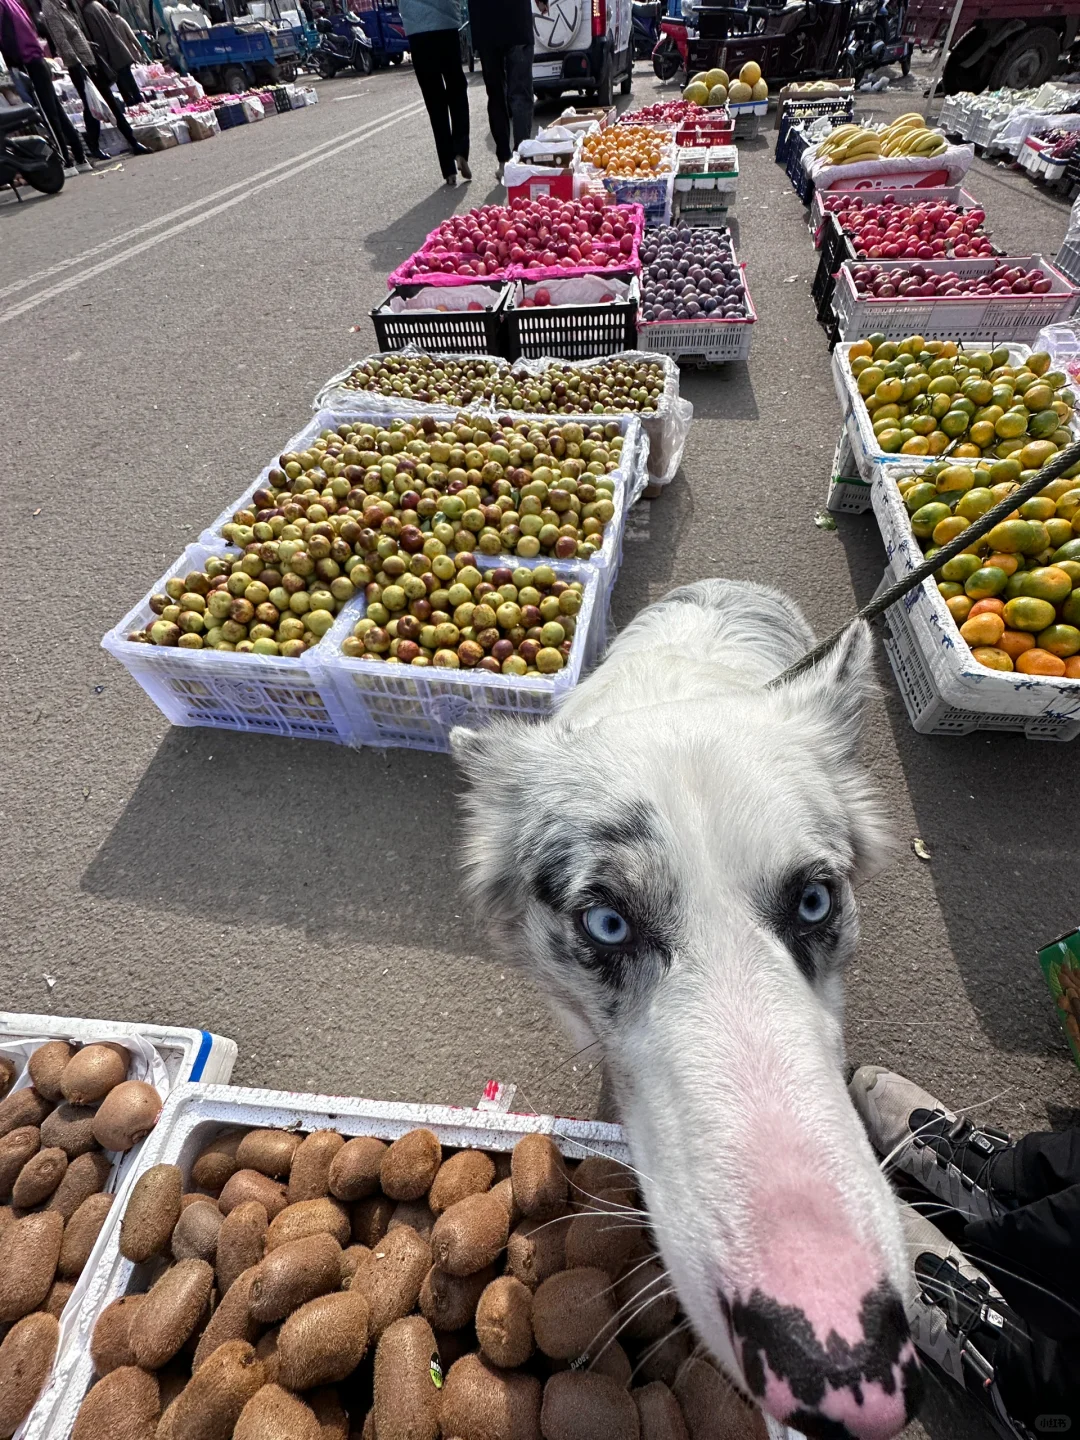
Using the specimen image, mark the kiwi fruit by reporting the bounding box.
[429,1151,495,1216]
[419,1263,494,1332]
[0,1206,14,1242]
[172,1201,223,1264]
[43,1276,76,1318]
[373,1315,440,1440]
[233,1384,322,1440]
[387,1198,435,1239]
[491,1176,522,1228]
[215,1200,268,1295]
[592,1340,632,1388]
[531,1268,614,1361]
[541,1371,640,1440]
[0,1126,41,1199]
[11,1145,67,1208]
[218,1170,288,1221]
[380,1129,441,1202]
[672,1358,768,1440]
[0,1210,64,1321]
[430,1192,509,1277]
[308,1386,349,1439]
[92,1080,162,1152]
[168,1339,265,1440]
[476,1275,534,1368]
[571,1157,636,1205]
[192,1266,261,1370]
[71,1365,160,1440]
[159,1362,192,1412]
[511,1136,567,1220]
[91,1293,145,1374]
[360,1410,375,1440]
[359,1224,432,1339]
[0,1058,14,1100]
[440,1353,542,1440]
[0,1087,52,1138]
[340,1242,371,1288]
[327,1136,387,1203]
[615,1261,678,1345]
[249,1233,342,1323]
[46,1149,111,1220]
[40,1103,98,1158]
[276,1290,370,1389]
[58,1192,114,1278]
[264,1197,351,1252]
[191,1133,243,1195]
[121,1164,183,1263]
[287,1130,344,1203]
[633,1382,690,1440]
[27,1041,76,1103]
[60,1044,130,1105]
[351,1194,395,1248]
[506,1218,566,1291]
[0,1311,59,1440]
[255,1327,280,1385]
[129,1258,215,1369]
[236,1130,302,1181]
[564,1205,639,1279]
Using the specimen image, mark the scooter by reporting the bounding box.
[0,102,65,201]
[633,0,665,60]
[312,15,373,77]
[653,14,689,78]
[841,0,912,80]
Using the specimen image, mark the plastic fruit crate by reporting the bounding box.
[101,541,350,744]
[675,116,734,146]
[811,213,857,318]
[636,267,756,364]
[1055,238,1080,287]
[874,562,1080,741]
[833,255,1079,342]
[825,424,871,514]
[503,273,640,361]
[729,100,768,138]
[370,282,510,356]
[809,185,981,242]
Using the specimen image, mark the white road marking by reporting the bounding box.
[0,96,423,306]
[332,90,371,100]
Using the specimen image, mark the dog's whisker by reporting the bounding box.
[552,1130,656,1190]
[593,1253,668,1304]
[586,1286,678,1368]
[874,1088,1015,1178]
[627,1318,694,1383]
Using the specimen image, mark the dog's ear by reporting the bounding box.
[780,620,875,759]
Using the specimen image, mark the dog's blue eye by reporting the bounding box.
[581,906,631,946]
[797,881,832,926]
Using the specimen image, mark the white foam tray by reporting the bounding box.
[22,1081,799,1440]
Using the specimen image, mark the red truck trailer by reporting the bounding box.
[905,0,1080,92]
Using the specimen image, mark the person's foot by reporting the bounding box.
[456,155,471,180]
[444,172,457,186]
[77,161,94,174]
[130,141,152,156]
[63,164,79,178]
[89,148,109,161]
[496,160,505,182]
[849,1065,1012,1222]
[898,1204,1029,1440]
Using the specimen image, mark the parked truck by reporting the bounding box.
[904,0,1080,93]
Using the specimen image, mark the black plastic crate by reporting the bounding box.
[371,282,509,355]
[811,212,856,317]
[504,275,639,362]
[214,103,235,131]
[269,85,292,115]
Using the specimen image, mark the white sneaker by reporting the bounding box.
[77,161,94,174]
[496,161,505,182]
[63,165,79,178]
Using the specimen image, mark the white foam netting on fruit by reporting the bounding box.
[510,273,635,305]
[377,284,507,315]
[810,143,975,191]
[313,349,689,487]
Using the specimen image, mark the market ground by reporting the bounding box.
[2,60,1077,1438]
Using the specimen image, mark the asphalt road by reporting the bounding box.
[1,59,1078,1439]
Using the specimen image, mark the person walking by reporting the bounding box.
[40,0,144,158]
[398,0,470,187]
[0,0,90,171]
[469,0,546,181]
[100,0,142,105]
[71,0,148,153]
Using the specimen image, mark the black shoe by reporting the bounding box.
[89,148,109,161]
[130,141,152,156]
[444,172,457,186]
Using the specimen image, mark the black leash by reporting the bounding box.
[769,435,1080,687]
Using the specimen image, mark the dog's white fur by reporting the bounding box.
[453,580,914,1434]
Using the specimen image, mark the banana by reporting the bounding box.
[891,112,926,128]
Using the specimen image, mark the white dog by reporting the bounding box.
[452,579,921,1440]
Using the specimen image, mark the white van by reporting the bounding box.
[531,0,634,106]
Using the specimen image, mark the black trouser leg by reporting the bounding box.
[114,63,142,106]
[410,28,462,178]
[504,41,533,151]
[68,62,102,156]
[439,30,469,162]
[478,43,511,163]
[26,57,85,164]
[990,1312,1080,1433]
[89,65,138,148]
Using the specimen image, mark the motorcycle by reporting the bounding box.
[653,0,689,79]
[841,0,912,80]
[684,0,861,87]
[633,0,665,60]
[312,15,374,77]
[0,102,65,201]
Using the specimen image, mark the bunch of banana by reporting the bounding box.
[815,123,883,164]
[879,114,948,157]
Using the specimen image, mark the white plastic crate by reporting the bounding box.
[0,1018,237,1440]
[21,1081,799,1440]
[809,185,980,243]
[730,100,767,138]
[636,266,756,364]
[833,255,1079,343]
[101,541,349,743]
[875,562,1080,741]
[826,425,872,514]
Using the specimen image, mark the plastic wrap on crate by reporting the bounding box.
[1,1017,237,1440]
[371,281,510,356]
[637,265,756,364]
[102,539,351,743]
[313,353,491,418]
[874,559,1080,739]
[810,144,974,193]
[832,254,1079,343]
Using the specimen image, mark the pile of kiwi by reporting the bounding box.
[58,1125,764,1440]
[0,1043,164,1438]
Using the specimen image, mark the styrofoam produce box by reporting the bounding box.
[1,1018,237,1440]
[637,266,756,365]
[875,559,1080,740]
[22,1083,800,1440]
[832,254,1079,343]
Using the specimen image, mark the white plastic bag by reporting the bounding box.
[84,75,113,124]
